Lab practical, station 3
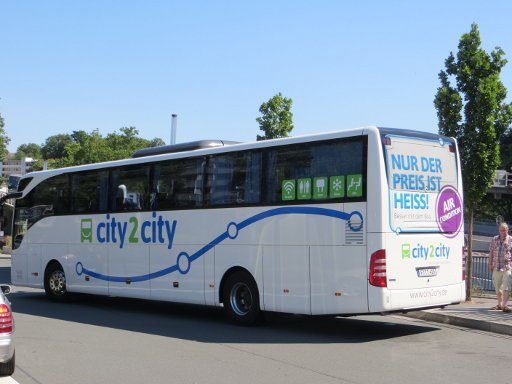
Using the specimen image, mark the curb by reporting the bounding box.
[404,309,512,336]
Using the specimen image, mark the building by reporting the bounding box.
[0,155,34,179]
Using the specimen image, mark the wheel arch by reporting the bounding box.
[219,266,257,304]
[44,259,63,277]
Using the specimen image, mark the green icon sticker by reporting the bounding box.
[282,179,296,201]
[330,176,345,198]
[313,177,328,199]
[402,244,411,259]
[81,219,93,243]
[297,178,312,199]
[347,174,363,197]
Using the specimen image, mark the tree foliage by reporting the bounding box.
[46,127,165,167]
[499,130,512,171]
[15,143,42,159]
[435,24,512,208]
[13,126,164,169]
[256,92,294,140]
[434,23,512,300]
[0,113,11,160]
[64,129,113,166]
[41,134,73,160]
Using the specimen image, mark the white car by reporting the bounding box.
[0,285,14,376]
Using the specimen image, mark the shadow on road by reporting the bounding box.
[11,291,440,344]
[2,267,440,345]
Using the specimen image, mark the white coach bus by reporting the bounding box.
[6,126,465,324]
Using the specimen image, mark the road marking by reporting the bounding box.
[0,377,19,384]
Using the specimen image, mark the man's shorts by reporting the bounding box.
[492,270,511,293]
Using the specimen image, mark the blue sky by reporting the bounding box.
[1,1,512,153]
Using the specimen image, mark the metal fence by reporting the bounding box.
[471,254,494,292]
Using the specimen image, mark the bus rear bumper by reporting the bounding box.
[369,282,465,312]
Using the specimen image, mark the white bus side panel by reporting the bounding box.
[27,245,42,288]
[13,201,368,315]
[11,249,28,286]
[260,202,366,315]
[263,245,310,314]
[310,245,368,315]
[68,244,108,295]
[205,247,215,306]
[150,245,208,305]
[108,245,150,299]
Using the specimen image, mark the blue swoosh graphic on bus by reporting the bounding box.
[76,207,363,283]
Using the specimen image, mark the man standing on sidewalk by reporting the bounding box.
[488,222,512,313]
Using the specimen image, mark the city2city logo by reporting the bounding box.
[80,214,178,249]
[81,219,93,242]
[401,243,451,260]
[282,174,362,201]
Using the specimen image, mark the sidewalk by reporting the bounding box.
[405,295,512,336]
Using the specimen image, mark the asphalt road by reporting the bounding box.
[0,258,510,384]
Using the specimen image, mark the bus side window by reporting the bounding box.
[110,166,150,211]
[71,171,108,213]
[34,174,70,215]
[209,151,261,206]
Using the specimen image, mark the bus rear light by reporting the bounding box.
[369,249,387,287]
[449,144,455,153]
[0,304,13,333]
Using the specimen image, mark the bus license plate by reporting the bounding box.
[417,267,438,277]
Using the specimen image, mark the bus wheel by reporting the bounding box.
[222,271,262,326]
[44,263,68,301]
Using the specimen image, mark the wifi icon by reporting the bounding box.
[282,180,296,201]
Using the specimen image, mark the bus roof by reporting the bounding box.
[132,140,240,158]
[378,127,455,143]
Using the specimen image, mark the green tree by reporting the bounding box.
[434,23,512,301]
[58,127,165,166]
[31,158,63,172]
[36,127,165,168]
[149,137,166,147]
[64,129,113,166]
[0,113,11,160]
[499,130,512,171]
[70,130,90,146]
[41,134,73,159]
[15,143,41,159]
[105,126,152,160]
[256,92,294,140]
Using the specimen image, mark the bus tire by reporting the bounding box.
[44,262,68,301]
[222,270,263,326]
